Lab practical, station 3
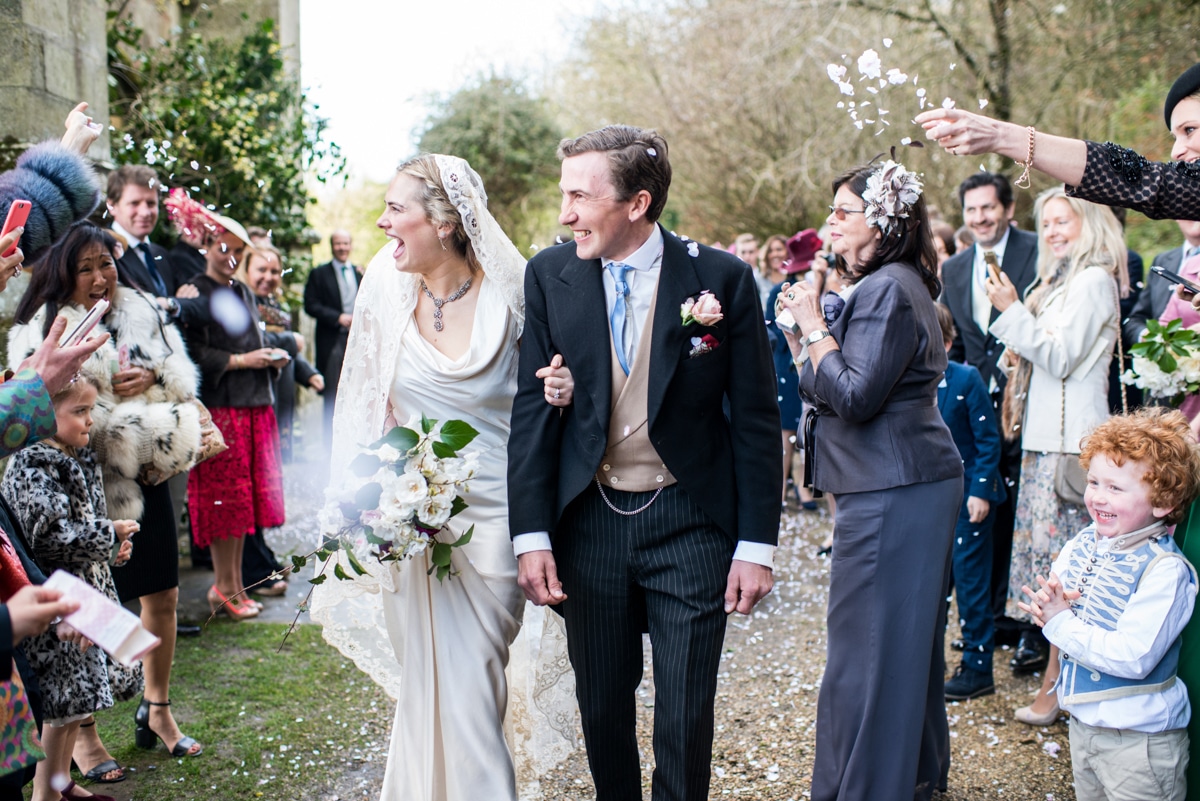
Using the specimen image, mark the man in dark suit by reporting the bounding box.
[1125,219,1200,346]
[106,166,206,327]
[939,171,1040,668]
[303,231,359,455]
[509,126,780,801]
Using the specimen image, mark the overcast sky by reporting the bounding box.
[299,0,601,183]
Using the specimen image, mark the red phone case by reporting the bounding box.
[1,200,31,258]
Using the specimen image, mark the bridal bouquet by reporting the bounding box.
[1122,318,1200,404]
[308,414,480,583]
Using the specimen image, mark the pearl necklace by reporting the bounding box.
[419,276,473,332]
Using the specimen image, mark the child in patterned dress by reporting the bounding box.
[1,374,140,801]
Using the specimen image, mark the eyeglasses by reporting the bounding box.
[828,205,867,221]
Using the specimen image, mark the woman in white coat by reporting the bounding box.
[985,187,1128,725]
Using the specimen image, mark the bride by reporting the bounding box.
[309,154,577,800]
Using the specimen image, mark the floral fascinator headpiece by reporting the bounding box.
[862,160,923,233]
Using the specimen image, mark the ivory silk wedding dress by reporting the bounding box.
[309,157,576,801]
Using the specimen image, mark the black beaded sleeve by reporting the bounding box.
[1066,140,1200,221]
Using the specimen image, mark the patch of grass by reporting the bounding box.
[75,623,391,801]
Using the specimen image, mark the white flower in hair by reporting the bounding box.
[862,160,923,233]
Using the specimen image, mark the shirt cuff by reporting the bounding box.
[733,541,775,569]
[513,532,552,557]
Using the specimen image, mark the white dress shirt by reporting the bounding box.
[112,220,149,256]
[1044,531,1195,732]
[513,226,775,569]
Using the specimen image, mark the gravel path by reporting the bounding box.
[234,462,1077,800]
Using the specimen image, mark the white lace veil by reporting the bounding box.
[327,154,526,480]
[309,155,576,799]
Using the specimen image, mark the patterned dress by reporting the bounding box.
[2,443,142,721]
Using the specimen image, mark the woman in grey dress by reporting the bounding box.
[776,159,963,801]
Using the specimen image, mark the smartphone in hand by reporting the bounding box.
[1,200,31,258]
[1151,265,1200,296]
[983,250,1001,282]
[63,299,110,347]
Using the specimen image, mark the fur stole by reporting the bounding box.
[8,288,202,520]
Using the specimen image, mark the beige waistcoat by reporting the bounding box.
[595,287,677,492]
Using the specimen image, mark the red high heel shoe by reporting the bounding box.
[207,585,259,620]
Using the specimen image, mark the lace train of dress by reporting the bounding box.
[309,256,576,801]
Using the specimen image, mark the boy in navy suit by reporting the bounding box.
[935,303,1007,700]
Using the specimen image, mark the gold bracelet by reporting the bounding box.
[1014,126,1036,188]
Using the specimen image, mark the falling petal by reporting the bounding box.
[882,38,893,47]
[942,97,957,109]
[190,160,200,169]
[210,287,252,336]
[979,98,989,109]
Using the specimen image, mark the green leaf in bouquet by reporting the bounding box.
[421,414,436,434]
[349,452,383,477]
[1162,350,1179,373]
[316,547,333,561]
[309,574,328,585]
[333,563,349,581]
[371,426,420,453]
[355,481,383,511]
[290,554,309,572]
[451,524,474,547]
[342,542,369,576]
[431,440,457,459]
[1164,318,1184,333]
[431,541,452,568]
[438,419,479,451]
[449,495,469,518]
[364,527,387,545]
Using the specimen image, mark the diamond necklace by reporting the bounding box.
[419,276,473,332]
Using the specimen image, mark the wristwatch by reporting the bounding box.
[805,329,834,346]
[165,297,180,317]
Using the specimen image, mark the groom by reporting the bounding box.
[508,125,781,801]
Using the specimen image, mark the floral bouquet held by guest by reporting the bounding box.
[1122,318,1200,407]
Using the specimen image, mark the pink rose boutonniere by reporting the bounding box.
[689,334,720,358]
[681,291,723,327]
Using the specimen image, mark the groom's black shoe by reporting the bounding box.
[1009,631,1048,674]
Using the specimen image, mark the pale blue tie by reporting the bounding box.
[607,262,632,375]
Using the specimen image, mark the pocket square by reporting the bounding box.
[688,334,720,358]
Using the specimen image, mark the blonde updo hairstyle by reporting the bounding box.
[396,154,481,274]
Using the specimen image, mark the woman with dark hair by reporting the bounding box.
[776,160,963,801]
[8,221,205,770]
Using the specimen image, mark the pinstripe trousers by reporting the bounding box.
[556,482,734,801]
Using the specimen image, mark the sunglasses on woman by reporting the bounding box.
[828,206,867,221]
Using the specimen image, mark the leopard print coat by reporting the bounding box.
[2,442,143,719]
